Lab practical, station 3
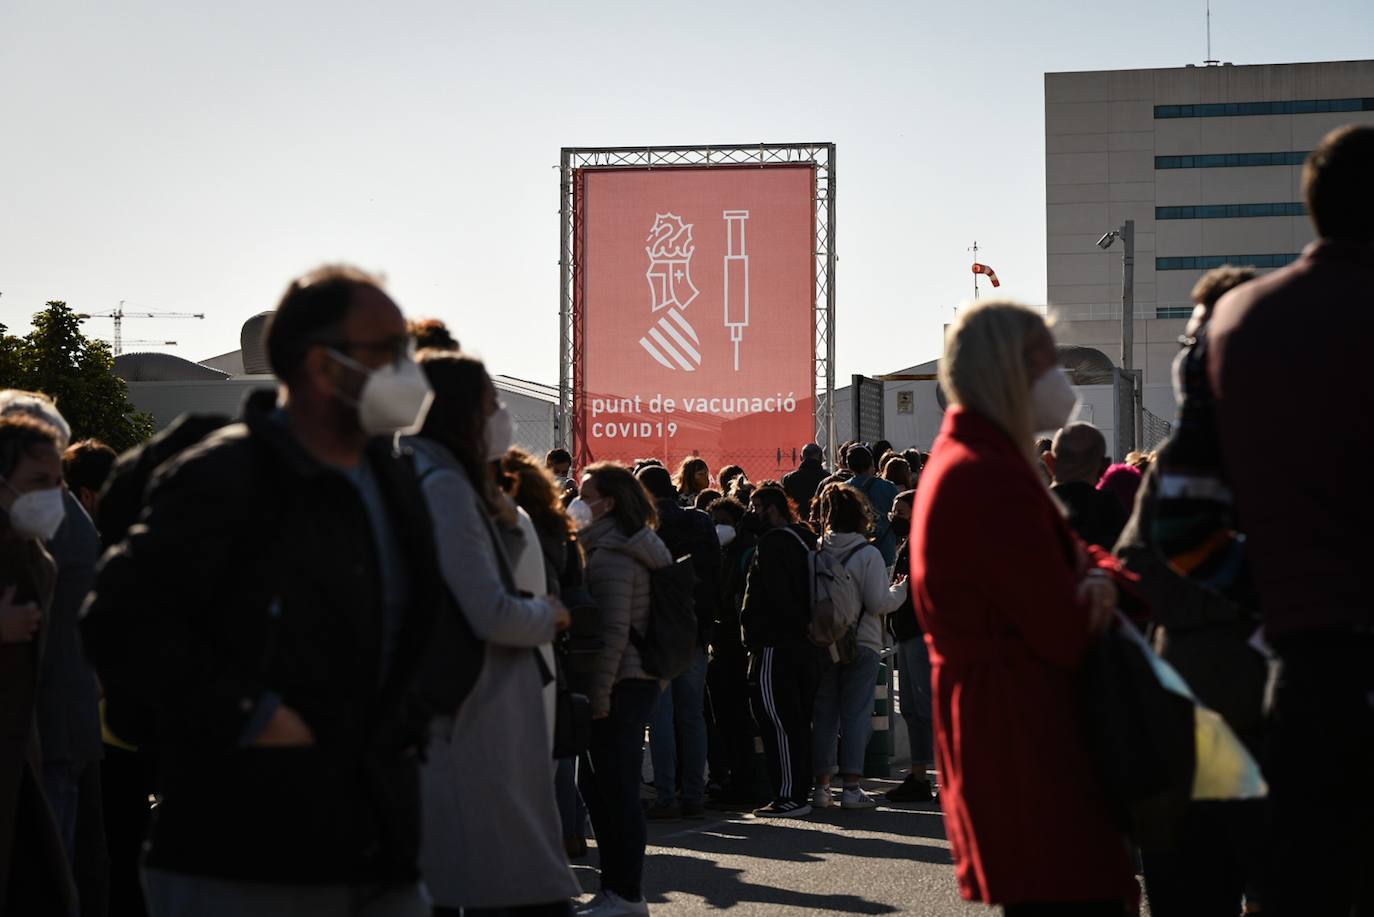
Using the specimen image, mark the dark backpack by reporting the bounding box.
[625,553,699,679]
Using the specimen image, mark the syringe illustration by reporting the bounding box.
[640,213,703,372]
[723,210,751,371]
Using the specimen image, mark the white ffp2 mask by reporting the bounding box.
[1029,368,1078,433]
[329,350,434,436]
[485,405,516,462]
[4,485,66,541]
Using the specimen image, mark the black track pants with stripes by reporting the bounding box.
[748,644,827,804]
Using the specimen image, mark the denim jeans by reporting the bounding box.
[578,679,659,902]
[811,646,881,778]
[648,647,708,806]
[894,636,934,770]
[43,762,83,864]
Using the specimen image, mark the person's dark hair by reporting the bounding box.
[63,439,117,496]
[872,440,893,464]
[585,462,658,536]
[1190,266,1259,311]
[0,414,61,480]
[1051,422,1108,484]
[816,482,875,536]
[718,464,745,490]
[903,448,923,471]
[546,448,572,468]
[1034,437,1054,455]
[636,464,676,502]
[632,458,664,475]
[895,488,916,508]
[881,455,911,489]
[848,445,874,475]
[749,483,794,523]
[694,489,721,511]
[265,264,385,382]
[1304,125,1374,242]
[708,496,746,524]
[674,457,710,495]
[407,317,458,352]
[502,447,573,540]
[733,481,755,503]
[416,351,506,521]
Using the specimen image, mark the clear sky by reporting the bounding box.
[3,0,1371,383]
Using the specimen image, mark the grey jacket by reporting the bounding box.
[580,518,672,717]
[37,491,103,768]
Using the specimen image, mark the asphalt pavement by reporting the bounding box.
[572,776,989,916]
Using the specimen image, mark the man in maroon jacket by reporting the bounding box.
[1208,124,1374,917]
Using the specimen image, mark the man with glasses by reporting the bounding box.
[83,264,446,917]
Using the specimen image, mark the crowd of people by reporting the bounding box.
[0,124,1369,917]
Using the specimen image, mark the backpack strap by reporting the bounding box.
[778,526,814,553]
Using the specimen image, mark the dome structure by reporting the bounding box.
[114,352,231,382]
[240,312,273,375]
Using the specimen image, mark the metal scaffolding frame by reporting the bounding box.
[557,142,838,465]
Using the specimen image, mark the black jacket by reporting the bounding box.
[740,523,816,651]
[782,458,828,521]
[655,499,721,646]
[888,539,921,643]
[1051,481,1128,550]
[1114,464,1266,749]
[81,392,441,884]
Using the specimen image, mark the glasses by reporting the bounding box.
[322,336,415,367]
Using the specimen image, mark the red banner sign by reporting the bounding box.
[574,165,816,484]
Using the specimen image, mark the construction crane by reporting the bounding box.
[78,301,205,355]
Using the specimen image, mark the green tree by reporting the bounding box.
[0,302,155,451]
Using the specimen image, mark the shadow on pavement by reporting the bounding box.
[640,852,901,914]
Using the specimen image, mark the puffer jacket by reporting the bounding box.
[580,517,673,717]
[821,531,908,653]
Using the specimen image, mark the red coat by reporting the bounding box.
[909,408,1136,907]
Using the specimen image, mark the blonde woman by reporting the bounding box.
[909,301,1135,915]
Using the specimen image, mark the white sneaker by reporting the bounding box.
[811,785,834,808]
[840,786,878,809]
[576,891,650,916]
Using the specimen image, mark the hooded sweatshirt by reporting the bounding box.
[821,531,908,653]
[579,517,673,717]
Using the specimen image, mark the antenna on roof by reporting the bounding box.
[1204,0,1220,66]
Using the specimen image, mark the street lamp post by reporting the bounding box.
[1096,219,1138,454]
[1096,219,1135,371]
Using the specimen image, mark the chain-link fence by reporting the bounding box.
[1140,406,1172,452]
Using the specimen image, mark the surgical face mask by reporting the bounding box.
[2,481,65,541]
[715,523,737,548]
[1029,367,1078,433]
[328,349,434,436]
[568,496,602,531]
[485,404,516,462]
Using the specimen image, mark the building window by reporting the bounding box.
[1156,254,1299,270]
[1155,98,1374,119]
[1155,202,1306,219]
[1155,151,1310,169]
[1156,306,1194,319]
